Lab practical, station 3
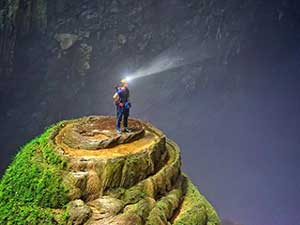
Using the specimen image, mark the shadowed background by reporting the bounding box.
[1,0,300,224]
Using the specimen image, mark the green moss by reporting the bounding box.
[105,140,181,206]
[146,188,182,225]
[122,185,147,204]
[146,207,167,225]
[121,152,153,188]
[104,184,145,205]
[0,122,70,224]
[103,157,125,189]
[1,203,58,225]
[173,176,220,225]
[123,197,155,223]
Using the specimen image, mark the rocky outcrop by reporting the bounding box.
[59,116,145,149]
[0,115,220,225]
[68,199,92,225]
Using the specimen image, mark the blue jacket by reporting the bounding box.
[116,87,131,109]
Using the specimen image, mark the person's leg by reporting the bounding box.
[123,109,131,132]
[116,106,123,133]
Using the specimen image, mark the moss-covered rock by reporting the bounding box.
[67,199,92,225]
[0,115,220,225]
[173,175,220,225]
[0,122,70,224]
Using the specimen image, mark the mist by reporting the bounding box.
[124,39,216,81]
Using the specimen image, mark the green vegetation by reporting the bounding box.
[173,175,220,225]
[0,122,70,225]
[146,188,182,225]
[123,197,155,223]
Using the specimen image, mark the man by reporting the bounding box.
[113,79,132,134]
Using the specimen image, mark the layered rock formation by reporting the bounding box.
[0,115,220,225]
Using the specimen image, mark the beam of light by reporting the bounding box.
[123,39,216,82]
[125,56,184,81]
[125,76,132,82]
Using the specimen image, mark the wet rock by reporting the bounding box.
[55,33,79,50]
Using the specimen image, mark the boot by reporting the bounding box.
[124,127,132,133]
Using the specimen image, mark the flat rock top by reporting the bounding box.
[54,116,163,158]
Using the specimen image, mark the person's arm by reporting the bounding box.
[113,90,124,107]
[113,92,119,102]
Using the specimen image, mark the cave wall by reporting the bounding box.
[1,0,300,184]
[0,0,48,77]
[0,0,245,78]
[2,0,298,81]
[0,0,19,77]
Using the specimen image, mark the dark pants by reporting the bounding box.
[116,105,129,130]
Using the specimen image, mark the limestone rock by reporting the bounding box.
[0,115,220,225]
[68,199,92,225]
[60,116,145,149]
[55,33,79,50]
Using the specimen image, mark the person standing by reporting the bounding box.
[113,79,132,134]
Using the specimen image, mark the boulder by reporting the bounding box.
[68,199,92,225]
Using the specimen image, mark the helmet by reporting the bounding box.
[120,79,128,84]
